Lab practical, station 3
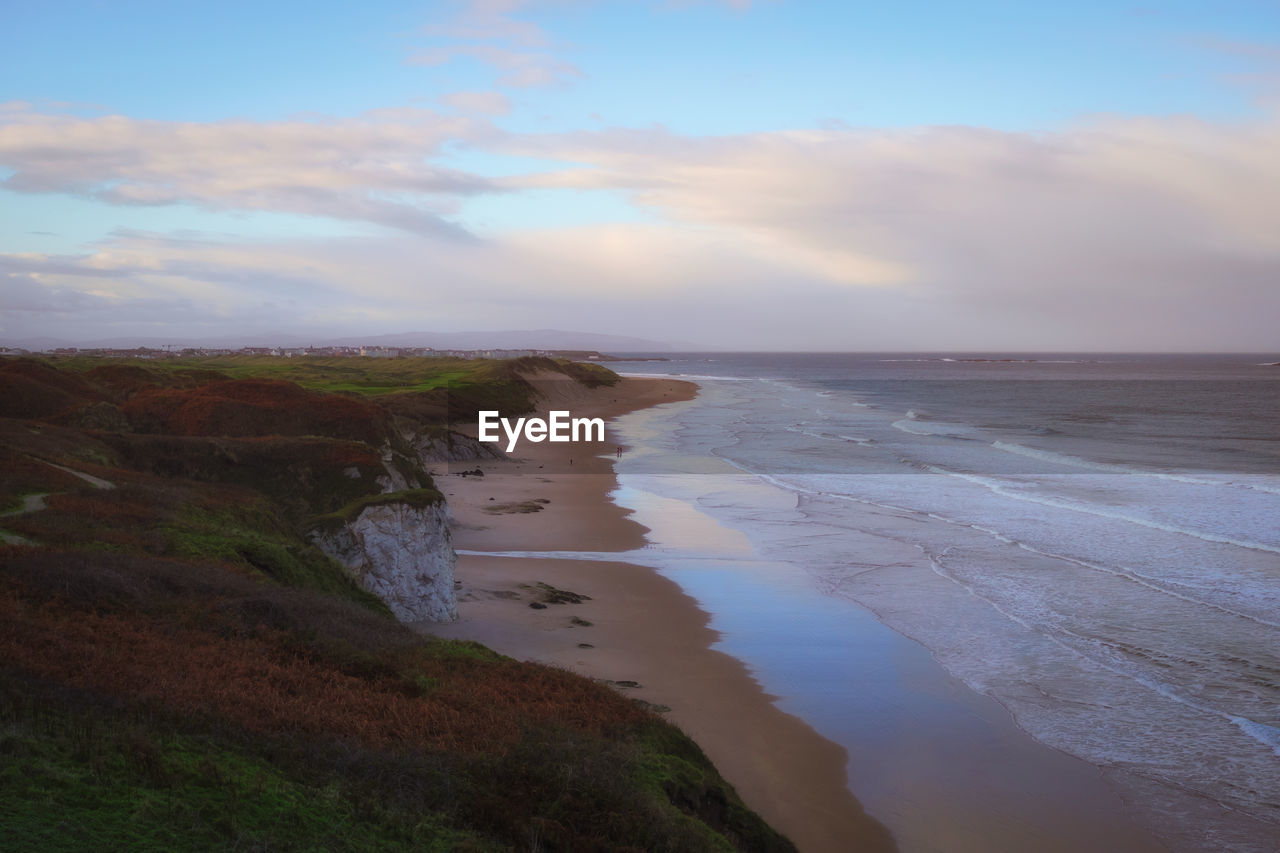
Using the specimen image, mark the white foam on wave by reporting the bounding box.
[722,452,1280,630]
[770,471,1280,631]
[847,520,1280,764]
[694,443,1280,833]
[784,424,873,446]
[1008,533,1280,630]
[992,441,1280,495]
[943,517,1280,631]
[1049,621,1280,760]
[927,465,1280,555]
[1233,717,1280,758]
[891,413,982,439]
[662,374,1280,844]
[664,372,757,382]
[891,419,935,436]
[865,513,1280,764]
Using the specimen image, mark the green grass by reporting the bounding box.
[307,487,446,535]
[0,677,484,853]
[633,723,794,852]
[0,356,804,851]
[162,500,389,614]
[64,353,616,396]
[0,667,789,853]
[82,356,519,397]
[50,354,620,427]
[0,491,34,514]
[0,545,799,853]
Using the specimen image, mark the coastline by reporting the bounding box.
[422,376,895,853]
[593,365,1189,852]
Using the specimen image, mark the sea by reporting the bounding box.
[602,353,1280,852]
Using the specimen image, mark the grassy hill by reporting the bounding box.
[0,355,794,852]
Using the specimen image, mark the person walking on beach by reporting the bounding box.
[616,446,623,458]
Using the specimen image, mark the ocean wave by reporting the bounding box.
[784,424,873,445]
[991,441,1280,494]
[891,412,983,439]
[926,465,1280,555]
[764,474,1280,632]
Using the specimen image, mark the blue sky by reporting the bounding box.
[3,0,1279,348]
[6,1,1272,130]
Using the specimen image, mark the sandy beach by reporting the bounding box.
[423,375,895,852]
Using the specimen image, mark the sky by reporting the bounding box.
[2,0,1279,351]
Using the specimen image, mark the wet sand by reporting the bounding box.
[423,375,895,852]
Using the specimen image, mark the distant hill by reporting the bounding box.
[4,329,688,353]
[326,329,685,352]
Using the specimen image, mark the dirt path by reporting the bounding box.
[1,461,116,545]
[45,462,116,491]
[0,493,46,545]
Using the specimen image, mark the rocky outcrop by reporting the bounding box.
[376,447,422,493]
[411,429,505,464]
[309,495,457,623]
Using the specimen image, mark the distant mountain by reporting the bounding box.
[2,329,689,354]
[325,330,683,352]
[1,333,317,351]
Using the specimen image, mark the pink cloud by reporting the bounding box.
[0,108,501,237]
[409,44,583,88]
[440,90,515,116]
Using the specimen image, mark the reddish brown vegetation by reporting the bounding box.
[45,491,163,529]
[121,379,389,442]
[0,360,796,853]
[0,416,121,471]
[97,434,384,520]
[83,363,224,396]
[0,585,648,756]
[5,483,179,552]
[0,449,87,498]
[0,360,108,419]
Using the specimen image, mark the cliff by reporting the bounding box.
[0,357,623,627]
[0,356,796,851]
[309,491,457,623]
[409,427,504,464]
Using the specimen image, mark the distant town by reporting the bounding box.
[0,345,616,361]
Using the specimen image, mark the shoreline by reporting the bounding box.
[422,375,895,852]
[596,369,1178,853]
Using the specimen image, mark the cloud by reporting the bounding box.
[480,111,1280,347]
[1,216,882,347]
[423,0,555,47]
[409,44,583,89]
[411,0,585,89]
[440,90,514,116]
[0,108,500,237]
[3,98,1278,349]
[411,0,760,94]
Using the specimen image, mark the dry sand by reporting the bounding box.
[422,376,895,852]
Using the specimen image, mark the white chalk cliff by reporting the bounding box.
[311,499,457,623]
